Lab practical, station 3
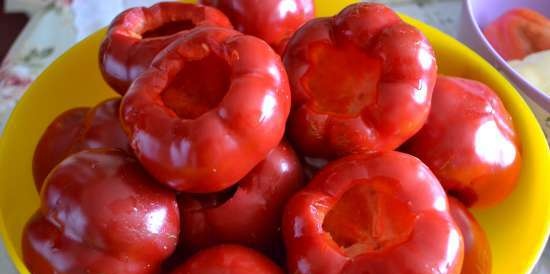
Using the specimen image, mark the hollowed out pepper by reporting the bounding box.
[282,151,464,274]
[100,2,232,94]
[284,3,437,159]
[120,27,291,193]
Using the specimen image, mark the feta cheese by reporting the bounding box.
[508,50,550,95]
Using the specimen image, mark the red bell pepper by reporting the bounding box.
[32,107,89,190]
[169,245,283,274]
[282,151,464,274]
[23,213,160,274]
[483,8,550,61]
[70,98,131,153]
[448,197,492,274]
[403,76,522,208]
[120,27,291,193]
[178,141,303,255]
[33,98,130,191]
[100,2,232,94]
[284,3,437,159]
[23,149,180,273]
[199,0,314,53]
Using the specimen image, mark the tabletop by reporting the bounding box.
[0,0,549,273]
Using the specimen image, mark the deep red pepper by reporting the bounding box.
[32,98,130,191]
[100,2,232,94]
[23,149,180,274]
[23,214,158,274]
[169,245,284,274]
[403,76,522,208]
[120,27,291,193]
[448,197,492,274]
[483,8,550,61]
[70,98,131,153]
[282,151,464,274]
[199,0,314,53]
[283,3,437,159]
[32,107,89,190]
[178,141,303,256]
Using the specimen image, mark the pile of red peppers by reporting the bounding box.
[23,1,521,274]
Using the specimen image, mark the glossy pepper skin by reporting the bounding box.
[32,98,131,191]
[283,3,437,160]
[448,197,492,274]
[199,0,314,53]
[23,214,156,274]
[483,8,550,61]
[282,151,464,274]
[32,107,89,191]
[100,2,232,94]
[179,141,303,255]
[169,245,284,274]
[121,27,291,193]
[403,76,522,208]
[22,149,180,274]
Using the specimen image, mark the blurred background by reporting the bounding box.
[0,0,549,273]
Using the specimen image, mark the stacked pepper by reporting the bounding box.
[23,1,521,274]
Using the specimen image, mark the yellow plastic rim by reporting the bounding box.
[1,1,549,273]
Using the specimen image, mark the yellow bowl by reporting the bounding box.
[1,1,549,273]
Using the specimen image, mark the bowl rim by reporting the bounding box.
[462,0,550,111]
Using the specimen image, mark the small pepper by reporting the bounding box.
[448,197,492,274]
[483,8,550,61]
[169,245,284,274]
[100,2,232,94]
[32,98,130,191]
[199,0,314,53]
[178,142,303,256]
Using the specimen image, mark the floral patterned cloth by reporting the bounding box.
[0,0,549,273]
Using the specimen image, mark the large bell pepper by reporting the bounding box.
[120,27,291,193]
[283,151,464,274]
[284,3,437,159]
